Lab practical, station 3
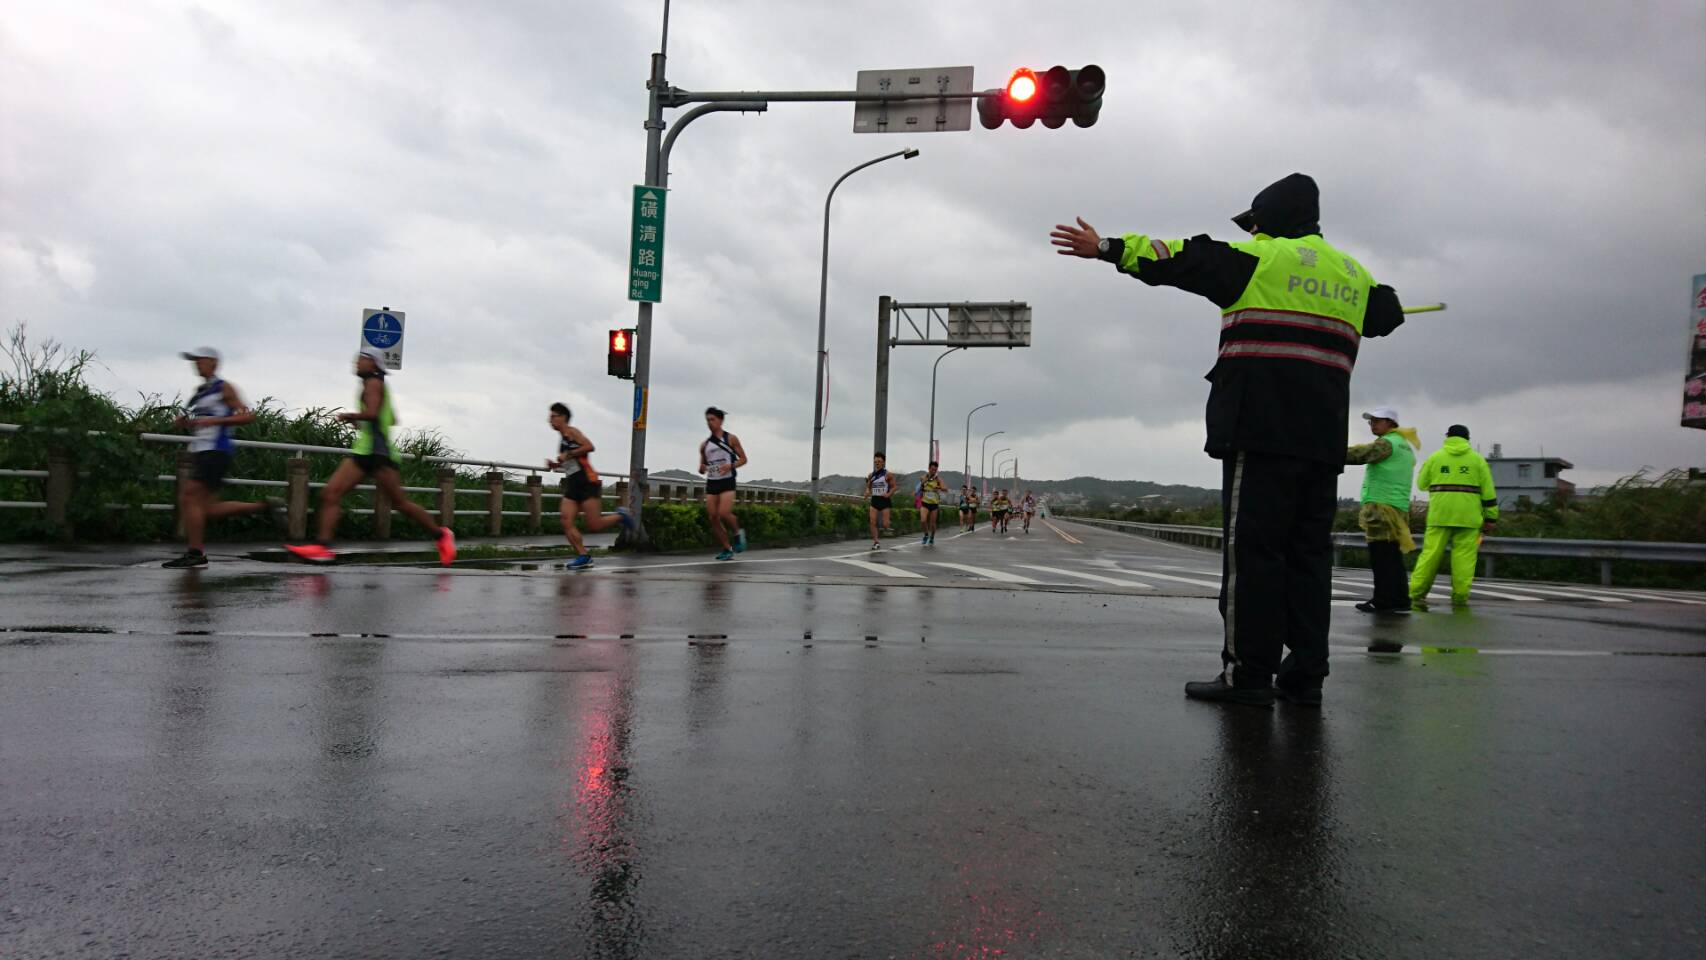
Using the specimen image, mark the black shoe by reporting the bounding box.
[1355,600,1411,615]
[1184,675,1275,707]
[1367,640,1404,654]
[1276,685,1323,707]
[162,550,208,569]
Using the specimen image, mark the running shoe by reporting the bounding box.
[615,506,635,532]
[716,549,735,561]
[435,528,457,566]
[734,529,747,553]
[871,541,881,551]
[285,543,336,564]
[565,554,594,570]
[162,550,207,569]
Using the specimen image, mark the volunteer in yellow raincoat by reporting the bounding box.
[1410,424,1499,607]
[1344,405,1419,613]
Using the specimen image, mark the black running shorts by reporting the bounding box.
[191,451,231,490]
[562,472,603,503]
[870,496,892,510]
[353,454,398,476]
[706,477,736,496]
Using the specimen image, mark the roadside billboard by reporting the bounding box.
[1686,274,1706,430]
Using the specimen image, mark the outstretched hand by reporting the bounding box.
[1049,217,1102,258]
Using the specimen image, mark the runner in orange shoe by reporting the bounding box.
[284,347,456,565]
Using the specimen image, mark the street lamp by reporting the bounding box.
[980,432,1004,498]
[963,402,995,491]
[987,445,1010,498]
[926,347,963,466]
[810,147,921,499]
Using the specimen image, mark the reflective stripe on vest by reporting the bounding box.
[1221,307,1359,342]
[1429,483,1481,494]
[1217,341,1353,373]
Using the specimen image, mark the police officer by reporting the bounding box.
[1051,173,1406,707]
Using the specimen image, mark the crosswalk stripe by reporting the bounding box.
[1470,583,1629,603]
[1013,564,1155,588]
[926,562,1041,584]
[1541,586,1705,605]
[828,558,927,578]
[1110,569,1223,590]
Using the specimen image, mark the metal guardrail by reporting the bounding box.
[0,421,860,540]
[1059,516,1706,586]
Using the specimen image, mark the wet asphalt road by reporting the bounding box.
[2,522,1703,959]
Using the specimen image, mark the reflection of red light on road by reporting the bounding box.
[922,843,1058,957]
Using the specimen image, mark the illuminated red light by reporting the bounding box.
[1006,69,1038,103]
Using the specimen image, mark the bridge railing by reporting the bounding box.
[0,422,859,540]
[1059,515,1706,587]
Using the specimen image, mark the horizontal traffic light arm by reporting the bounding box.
[661,87,998,107]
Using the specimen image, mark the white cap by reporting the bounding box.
[357,346,387,366]
[180,347,220,362]
[1361,405,1399,423]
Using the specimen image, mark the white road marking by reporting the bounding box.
[1012,564,1155,588]
[1108,569,1224,590]
[926,563,1041,584]
[828,558,927,578]
[1468,583,1630,603]
[1537,586,1705,605]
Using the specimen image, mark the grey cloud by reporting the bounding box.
[2,0,1701,491]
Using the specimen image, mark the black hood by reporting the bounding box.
[1231,172,1320,238]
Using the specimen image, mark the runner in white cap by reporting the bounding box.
[161,347,283,567]
[285,347,456,565]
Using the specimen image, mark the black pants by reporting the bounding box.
[1366,539,1409,608]
[1219,452,1339,689]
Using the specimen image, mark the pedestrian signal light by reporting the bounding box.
[608,328,636,379]
[979,64,1105,130]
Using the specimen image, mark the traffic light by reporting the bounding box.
[978,65,1105,130]
[608,328,635,379]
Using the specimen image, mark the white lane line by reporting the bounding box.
[1457,585,1544,601]
[1110,569,1224,590]
[1013,564,1155,588]
[1539,586,1705,605]
[926,562,1041,584]
[1474,583,1630,603]
[828,558,927,578]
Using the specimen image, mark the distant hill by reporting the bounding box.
[738,469,1219,508]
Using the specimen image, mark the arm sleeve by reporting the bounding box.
[1362,284,1405,338]
[1114,233,1259,310]
[1479,461,1500,523]
[1345,438,1393,466]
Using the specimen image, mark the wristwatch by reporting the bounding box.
[1096,236,1123,263]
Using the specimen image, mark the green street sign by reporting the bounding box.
[628,185,667,303]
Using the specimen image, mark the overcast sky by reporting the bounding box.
[4,0,1704,496]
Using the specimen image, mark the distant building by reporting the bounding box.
[1486,443,1575,509]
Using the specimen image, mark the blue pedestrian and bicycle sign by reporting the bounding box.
[359,307,406,369]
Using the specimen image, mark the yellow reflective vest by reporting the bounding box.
[1417,437,1499,527]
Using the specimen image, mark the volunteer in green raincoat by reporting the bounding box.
[1409,424,1498,607]
[1344,405,1420,613]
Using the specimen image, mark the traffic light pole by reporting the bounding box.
[625,4,766,546]
[624,16,1047,539]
